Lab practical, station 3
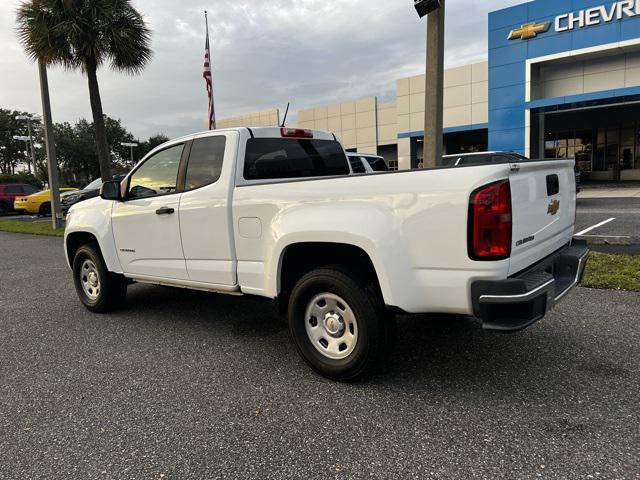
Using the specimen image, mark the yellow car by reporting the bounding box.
[14,188,77,216]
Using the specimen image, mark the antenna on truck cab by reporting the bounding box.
[280,102,290,127]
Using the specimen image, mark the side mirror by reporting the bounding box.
[100,180,123,201]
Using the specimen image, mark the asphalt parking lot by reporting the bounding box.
[575,197,640,254]
[0,231,639,479]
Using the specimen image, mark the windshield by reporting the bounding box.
[363,156,388,172]
[84,178,102,190]
[348,156,366,174]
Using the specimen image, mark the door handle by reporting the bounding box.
[155,207,175,215]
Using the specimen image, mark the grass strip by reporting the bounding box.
[0,219,64,237]
[582,252,640,292]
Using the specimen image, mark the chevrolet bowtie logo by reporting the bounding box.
[508,22,551,40]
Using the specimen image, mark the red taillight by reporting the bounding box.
[468,180,512,261]
[280,127,313,138]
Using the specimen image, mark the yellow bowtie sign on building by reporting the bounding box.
[508,22,551,40]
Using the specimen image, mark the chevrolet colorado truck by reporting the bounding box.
[64,127,589,380]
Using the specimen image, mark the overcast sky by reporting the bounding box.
[0,0,522,139]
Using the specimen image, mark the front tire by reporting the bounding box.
[0,202,9,216]
[288,267,395,381]
[73,243,127,313]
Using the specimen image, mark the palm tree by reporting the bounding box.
[16,0,152,181]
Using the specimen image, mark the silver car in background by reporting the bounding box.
[346,152,389,174]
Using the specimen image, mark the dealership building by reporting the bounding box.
[221,0,640,180]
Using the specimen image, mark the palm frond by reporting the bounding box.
[15,0,152,74]
[104,3,153,74]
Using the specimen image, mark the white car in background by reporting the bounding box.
[346,152,389,174]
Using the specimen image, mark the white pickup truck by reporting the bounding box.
[65,127,589,380]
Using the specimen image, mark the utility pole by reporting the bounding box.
[38,63,62,229]
[416,0,445,168]
[12,135,32,171]
[15,115,39,174]
[121,142,139,166]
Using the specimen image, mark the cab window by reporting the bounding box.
[185,136,226,190]
[127,144,183,199]
[244,138,349,180]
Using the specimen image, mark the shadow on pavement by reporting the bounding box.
[120,282,628,400]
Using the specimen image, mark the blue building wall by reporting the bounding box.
[488,0,640,154]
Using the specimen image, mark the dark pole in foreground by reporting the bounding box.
[423,0,445,168]
[38,63,62,229]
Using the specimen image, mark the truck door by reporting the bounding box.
[178,132,238,286]
[112,143,188,280]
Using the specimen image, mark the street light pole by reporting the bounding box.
[120,142,138,166]
[12,135,33,173]
[26,117,36,174]
[15,115,39,174]
[422,0,445,168]
[38,63,62,229]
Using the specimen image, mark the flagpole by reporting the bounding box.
[204,10,217,130]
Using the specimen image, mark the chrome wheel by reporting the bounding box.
[80,259,101,300]
[304,293,358,360]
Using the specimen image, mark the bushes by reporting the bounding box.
[0,172,42,188]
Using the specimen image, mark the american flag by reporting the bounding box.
[203,12,216,130]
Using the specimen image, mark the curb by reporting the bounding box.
[577,235,640,246]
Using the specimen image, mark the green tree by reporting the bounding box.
[54,116,138,185]
[0,108,40,174]
[53,121,95,185]
[138,134,170,159]
[16,0,152,182]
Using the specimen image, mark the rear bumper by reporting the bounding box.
[471,239,589,332]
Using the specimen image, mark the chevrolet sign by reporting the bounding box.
[508,0,640,40]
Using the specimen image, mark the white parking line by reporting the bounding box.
[576,217,616,236]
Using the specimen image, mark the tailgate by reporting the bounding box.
[508,159,576,275]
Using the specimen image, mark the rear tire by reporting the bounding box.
[0,202,9,216]
[73,243,127,313]
[288,266,395,381]
[39,202,51,216]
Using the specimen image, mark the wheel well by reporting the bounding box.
[278,242,382,308]
[66,232,99,268]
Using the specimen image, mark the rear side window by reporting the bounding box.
[348,156,366,174]
[244,138,349,181]
[364,156,388,172]
[5,186,22,194]
[185,136,226,190]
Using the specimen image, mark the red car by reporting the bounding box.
[0,183,41,216]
